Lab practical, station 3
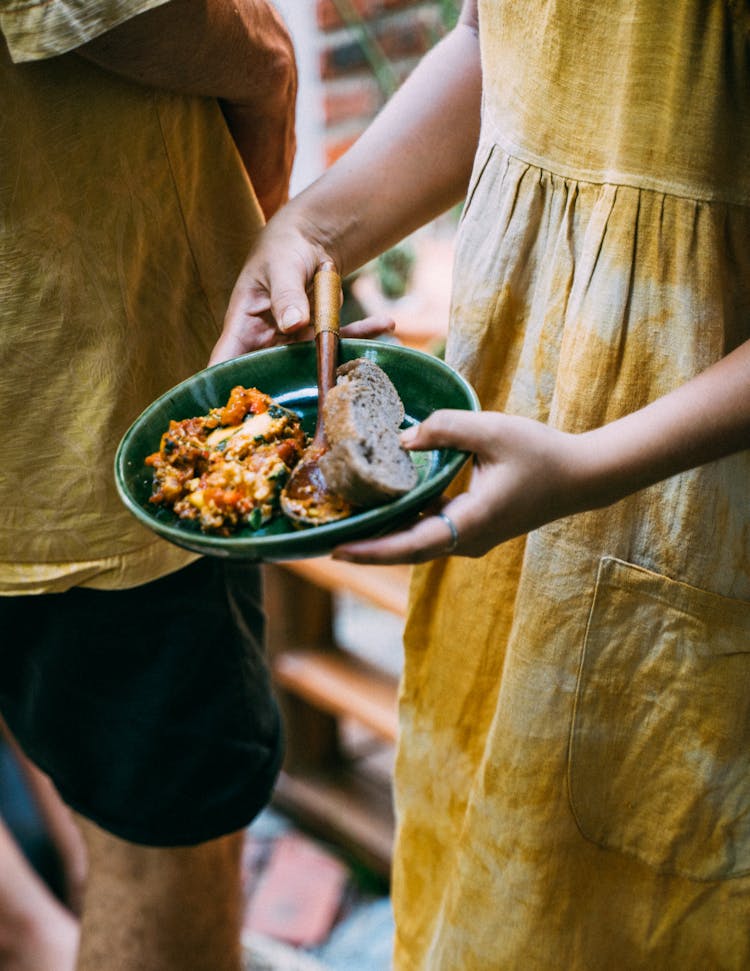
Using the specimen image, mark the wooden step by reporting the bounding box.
[273,649,398,743]
[282,557,410,617]
[272,765,394,879]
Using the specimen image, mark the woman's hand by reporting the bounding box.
[209,213,395,364]
[332,409,596,564]
[333,332,750,564]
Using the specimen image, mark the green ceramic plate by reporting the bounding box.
[115,339,479,561]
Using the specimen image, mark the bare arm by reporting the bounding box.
[78,0,297,218]
[210,0,482,361]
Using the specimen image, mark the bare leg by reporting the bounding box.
[0,723,87,915]
[74,815,245,971]
[0,816,79,971]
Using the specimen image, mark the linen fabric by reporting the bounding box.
[0,0,264,592]
[0,0,170,60]
[392,1,750,967]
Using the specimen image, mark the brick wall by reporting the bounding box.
[315,0,455,166]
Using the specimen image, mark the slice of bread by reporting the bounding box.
[319,358,418,507]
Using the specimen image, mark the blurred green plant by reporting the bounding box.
[375,240,416,299]
[437,0,461,30]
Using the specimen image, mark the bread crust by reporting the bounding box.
[319,358,418,506]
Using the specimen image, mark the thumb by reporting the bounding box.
[270,252,345,333]
[401,409,488,455]
[268,275,312,334]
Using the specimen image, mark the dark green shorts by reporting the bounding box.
[0,557,283,846]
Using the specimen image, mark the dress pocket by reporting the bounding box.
[568,556,750,881]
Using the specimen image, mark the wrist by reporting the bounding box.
[282,185,360,278]
[570,427,640,511]
[571,408,687,513]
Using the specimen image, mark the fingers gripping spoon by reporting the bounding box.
[280,262,354,526]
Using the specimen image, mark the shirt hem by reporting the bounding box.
[0,542,200,595]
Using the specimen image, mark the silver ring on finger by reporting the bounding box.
[436,511,459,554]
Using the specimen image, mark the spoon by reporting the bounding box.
[280,261,354,526]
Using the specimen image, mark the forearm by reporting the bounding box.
[281,14,482,276]
[578,338,750,507]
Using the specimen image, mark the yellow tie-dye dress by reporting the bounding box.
[392,1,750,967]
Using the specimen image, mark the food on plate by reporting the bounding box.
[145,385,306,534]
[319,358,418,506]
[144,362,418,535]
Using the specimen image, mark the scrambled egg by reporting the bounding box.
[145,386,306,535]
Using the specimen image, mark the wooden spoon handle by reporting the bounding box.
[313,260,341,337]
[312,262,341,445]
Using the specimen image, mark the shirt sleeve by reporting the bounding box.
[0,0,173,62]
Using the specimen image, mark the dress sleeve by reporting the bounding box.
[0,0,172,62]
